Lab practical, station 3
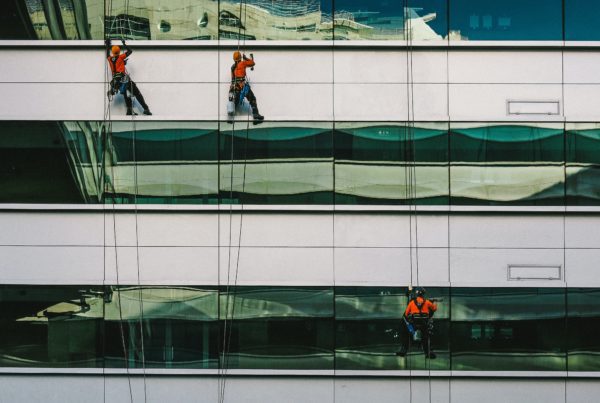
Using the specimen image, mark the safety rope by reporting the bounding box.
[218,1,253,402]
[104,1,133,402]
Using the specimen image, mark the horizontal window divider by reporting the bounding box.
[3,40,600,51]
[2,367,598,378]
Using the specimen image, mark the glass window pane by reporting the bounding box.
[568,288,600,371]
[0,286,104,368]
[565,0,600,41]
[450,123,565,205]
[335,122,449,205]
[335,287,449,370]
[566,123,600,205]
[106,122,219,204]
[220,122,333,204]
[220,287,334,369]
[0,122,90,204]
[449,0,562,41]
[1,0,103,39]
[104,286,219,369]
[451,288,566,371]
[219,1,333,40]
[334,0,447,40]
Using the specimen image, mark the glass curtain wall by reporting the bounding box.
[5,285,598,371]
[566,123,600,205]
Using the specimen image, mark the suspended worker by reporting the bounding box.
[228,51,264,124]
[396,287,437,359]
[105,38,152,116]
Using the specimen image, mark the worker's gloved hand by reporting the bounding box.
[242,54,249,61]
[121,39,126,46]
[104,38,111,47]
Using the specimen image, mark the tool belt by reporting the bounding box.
[110,73,130,95]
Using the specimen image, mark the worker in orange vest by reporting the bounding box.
[228,51,264,124]
[396,287,437,359]
[105,38,152,116]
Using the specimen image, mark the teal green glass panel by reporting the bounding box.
[335,287,449,370]
[0,286,104,368]
[220,123,333,204]
[451,288,566,371]
[566,125,600,205]
[0,121,88,204]
[220,287,334,369]
[449,0,562,41]
[219,1,333,40]
[450,124,565,205]
[565,0,600,41]
[568,289,600,371]
[335,123,449,205]
[104,286,219,369]
[105,122,219,205]
[334,0,447,40]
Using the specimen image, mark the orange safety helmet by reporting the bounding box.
[111,45,121,55]
[233,51,242,61]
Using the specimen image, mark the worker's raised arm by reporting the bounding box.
[105,38,112,57]
[121,39,133,57]
[242,54,255,68]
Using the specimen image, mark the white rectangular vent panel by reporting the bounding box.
[508,265,562,280]
[507,101,560,115]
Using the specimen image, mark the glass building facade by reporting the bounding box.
[3,1,600,41]
[1,285,598,371]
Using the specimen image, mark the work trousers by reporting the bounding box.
[124,80,149,111]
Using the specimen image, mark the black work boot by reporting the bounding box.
[126,108,137,116]
[252,107,264,125]
[143,109,152,116]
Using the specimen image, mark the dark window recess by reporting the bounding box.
[105,14,151,40]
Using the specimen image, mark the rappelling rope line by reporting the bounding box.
[219,1,253,401]
[331,1,337,401]
[104,0,133,401]
[120,0,149,400]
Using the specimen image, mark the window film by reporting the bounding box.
[334,122,449,205]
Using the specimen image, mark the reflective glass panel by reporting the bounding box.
[0,122,89,204]
[104,286,219,369]
[335,122,449,205]
[0,286,104,367]
[106,122,219,204]
[566,123,600,205]
[451,288,566,371]
[334,0,447,40]
[0,0,104,39]
[568,288,600,371]
[450,123,565,205]
[335,287,449,370]
[220,122,333,204]
[219,0,333,40]
[565,0,600,41]
[449,0,562,41]
[220,287,334,369]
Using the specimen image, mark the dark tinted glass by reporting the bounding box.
[335,287,449,370]
[0,285,103,367]
[104,286,219,369]
[0,122,87,204]
[450,0,562,41]
[567,288,600,371]
[219,123,333,204]
[565,0,600,41]
[451,288,566,371]
[220,287,334,369]
[450,124,565,205]
[566,124,600,205]
[334,123,449,205]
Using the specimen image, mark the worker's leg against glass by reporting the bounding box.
[129,81,152,115]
